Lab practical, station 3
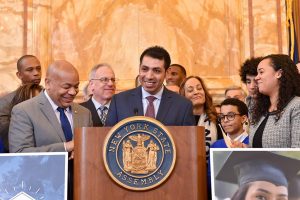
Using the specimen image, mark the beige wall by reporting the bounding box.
[0,0,287,102]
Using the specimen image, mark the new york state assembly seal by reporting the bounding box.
[103,116,176,190]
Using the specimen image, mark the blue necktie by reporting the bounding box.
[57,107,73,142]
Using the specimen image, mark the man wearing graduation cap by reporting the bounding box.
[213,151,300,200]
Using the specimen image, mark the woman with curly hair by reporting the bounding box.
[180,76,220,156]
[250,54,300,147]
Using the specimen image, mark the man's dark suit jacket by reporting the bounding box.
[0,91,16,152]
[106,86,195,126]
[80,98,103,127]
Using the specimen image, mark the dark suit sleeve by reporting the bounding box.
[105,95,118,127]
[0,95,12,130]
[183,100,196,125]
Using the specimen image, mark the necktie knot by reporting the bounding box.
[57,107,65,112]
[99,105,108,112]
[146,96,156,103]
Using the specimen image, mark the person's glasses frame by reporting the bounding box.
[90,77,118,84]
[217,112,243,122]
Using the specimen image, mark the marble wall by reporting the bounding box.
[0,0,287,102]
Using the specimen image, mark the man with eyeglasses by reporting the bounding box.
[80,63,116,126]
[211,98,249,148]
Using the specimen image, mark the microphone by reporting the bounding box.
[133,108,138,116]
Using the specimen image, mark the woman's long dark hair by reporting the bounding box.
[252,54,300,124]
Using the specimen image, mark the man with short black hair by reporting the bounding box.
[106,46,195,126]
[0,55,42,152]
[165,63,186,87]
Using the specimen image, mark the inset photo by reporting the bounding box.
[210,148,300,200]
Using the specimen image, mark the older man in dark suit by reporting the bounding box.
[106,46,195,126]
[80,63,116,126]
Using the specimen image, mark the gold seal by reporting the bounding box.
[103,116,176,190]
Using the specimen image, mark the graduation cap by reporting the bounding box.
[215,151,300,187]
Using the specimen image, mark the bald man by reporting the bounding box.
[9,60,93,153]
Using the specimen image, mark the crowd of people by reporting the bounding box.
[0,45,300,199]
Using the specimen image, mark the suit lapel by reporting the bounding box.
[131,87,144,116]
[72,103,80,128]
[38,92,66,142]
[86,99,102,126]
[156,88,172,122]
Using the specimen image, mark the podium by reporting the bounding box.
[74,126,207,200]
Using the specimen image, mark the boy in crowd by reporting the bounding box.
[211,98,248,148]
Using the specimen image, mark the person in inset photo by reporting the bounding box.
[212,150,300,200]
[289,175,300,200]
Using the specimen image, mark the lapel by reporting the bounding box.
[131,86,144,116]
[38,92,66,142]
[72,103,80,128]
[86,99,102,126]
[156,88,172,121]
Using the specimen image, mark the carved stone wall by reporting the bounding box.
[0,0,287,103]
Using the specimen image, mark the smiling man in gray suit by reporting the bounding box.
[106,46,195,126]
[9,60,93,153]
[9,60,92,200]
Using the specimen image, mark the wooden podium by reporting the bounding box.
[74,126,207,200]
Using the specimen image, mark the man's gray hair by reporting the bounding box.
[88,63,112,80]
[224,86,246,97]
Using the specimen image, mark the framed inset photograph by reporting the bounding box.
[0,152,68,200]
[210,148,300,200]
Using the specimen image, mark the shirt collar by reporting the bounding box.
[91,97,110,109]
[226,131,248,142]
[141,85,164,100]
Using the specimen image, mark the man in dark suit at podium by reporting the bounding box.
[80,63,116,126]
[106,46,195,126]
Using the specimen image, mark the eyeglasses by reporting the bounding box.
[217,112,242,122]
[91,77,118,84]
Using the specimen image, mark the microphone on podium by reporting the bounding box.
[133,108,138,116]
